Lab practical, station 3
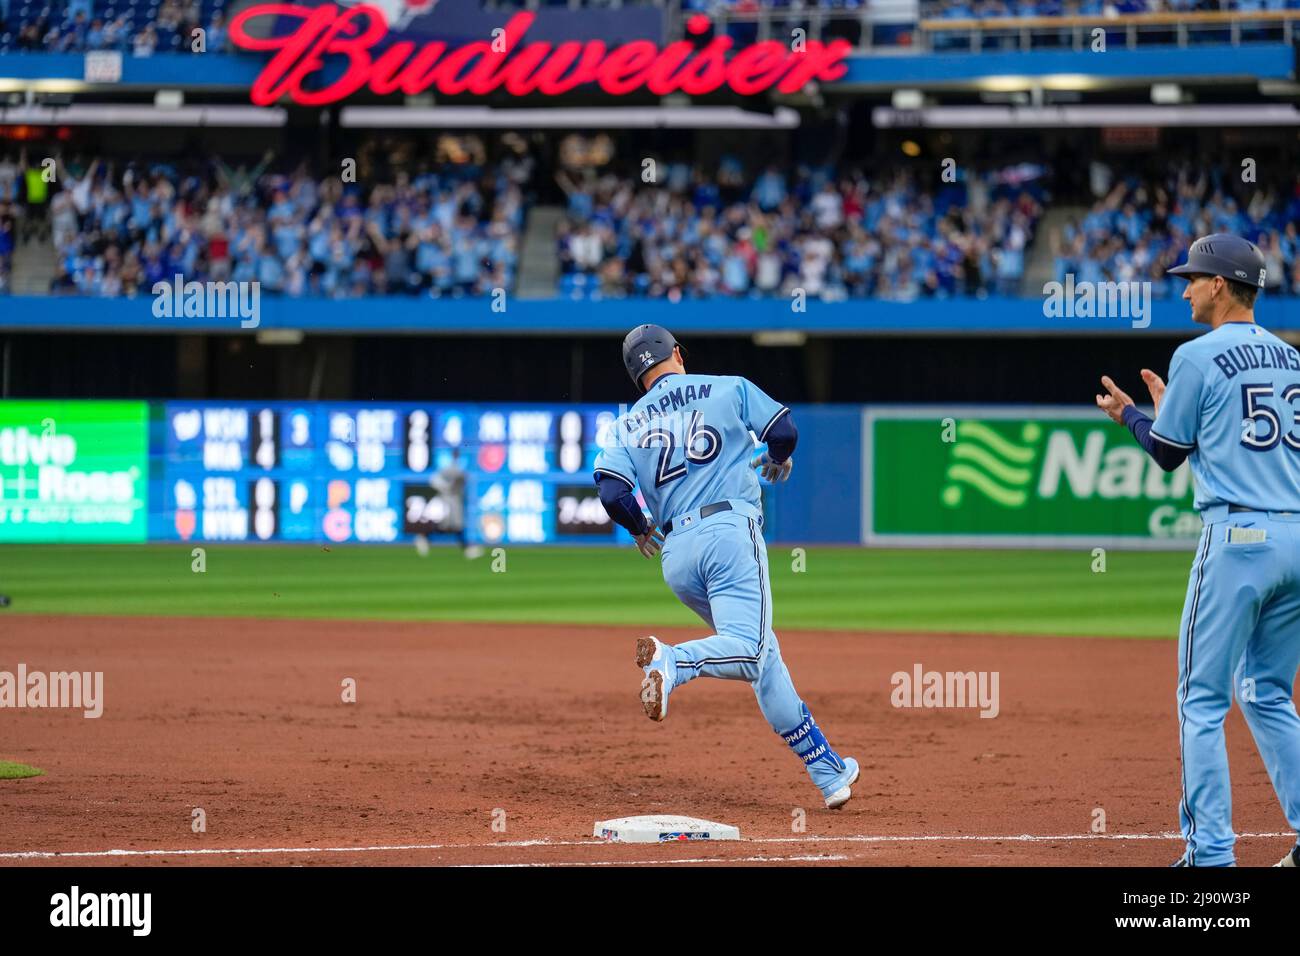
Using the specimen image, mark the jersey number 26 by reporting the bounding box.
[638,411,723,487]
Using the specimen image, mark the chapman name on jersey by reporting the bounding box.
[594,372,789,527]
[619,381,715,433]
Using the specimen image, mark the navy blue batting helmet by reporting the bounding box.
[622,324,682,390]
[1167,233,1266,289]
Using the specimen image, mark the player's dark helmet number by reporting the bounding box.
[638,412,723,488]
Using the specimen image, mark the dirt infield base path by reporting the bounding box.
[0,616,1293,867]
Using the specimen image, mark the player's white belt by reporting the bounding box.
[664,499,762,535]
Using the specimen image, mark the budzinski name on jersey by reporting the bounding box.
[1211,341,1300,380]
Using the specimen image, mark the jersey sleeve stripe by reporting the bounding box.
[594,468,636,490]
[1150,429,1195,450]
[758,407,791,443]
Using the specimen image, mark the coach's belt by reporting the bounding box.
[664,501,732,535]
[1207,504,1297,521]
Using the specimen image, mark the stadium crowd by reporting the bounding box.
[7,145,1300,301]
[7,0,1300,54]
[0,146,525,298]
[554,161,1045,301]
[0,0,232,54]
[1051,161,1300,297]
[922,0,1300,15]
[0,200,13,294]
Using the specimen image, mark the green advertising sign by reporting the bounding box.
[865,407,1201,548]
[0,401,148,542]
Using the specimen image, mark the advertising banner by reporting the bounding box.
[864,407,1201,549]
[227,1,850,106]
[0,401,148,542]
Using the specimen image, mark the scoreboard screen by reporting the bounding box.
[153,402,623,546]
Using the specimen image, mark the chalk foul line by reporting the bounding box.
[1,831,1292,861]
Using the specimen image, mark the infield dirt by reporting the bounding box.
[0,616,1290,866]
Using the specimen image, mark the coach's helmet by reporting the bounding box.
[1167,233,1266,289]
[622,324,685,391]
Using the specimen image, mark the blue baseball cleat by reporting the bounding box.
[636,636,673,722]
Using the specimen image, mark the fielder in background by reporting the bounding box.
[1096,233,1300,867]
[414,448,484,560]
[593,324,860,810]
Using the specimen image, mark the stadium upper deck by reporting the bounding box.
[2,0,1298,333]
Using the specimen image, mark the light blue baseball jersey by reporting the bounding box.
[1152,322,1300,512]
[1157,321,1300,865]
[601,370,858,801]
[593,372,788,526]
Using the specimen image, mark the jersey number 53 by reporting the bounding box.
[1240,383,1300,451]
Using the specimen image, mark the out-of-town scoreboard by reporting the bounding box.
[156,402,621,545]
[0,400,623,544]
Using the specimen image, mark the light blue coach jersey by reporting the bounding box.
[1152,322,1300,512]
[593,372,788,526]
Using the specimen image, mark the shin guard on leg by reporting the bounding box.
[779,703,852,797]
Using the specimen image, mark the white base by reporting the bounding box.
[594,815,740,843]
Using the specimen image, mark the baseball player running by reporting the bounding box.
[414,448,484,559]
[593,325,860,810]
[1095,233,1300,867]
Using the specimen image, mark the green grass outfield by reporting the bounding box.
[0,544,1196,638]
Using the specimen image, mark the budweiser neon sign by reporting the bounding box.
[228,5,852,106]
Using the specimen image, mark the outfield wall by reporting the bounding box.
[0,399,1200,549]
